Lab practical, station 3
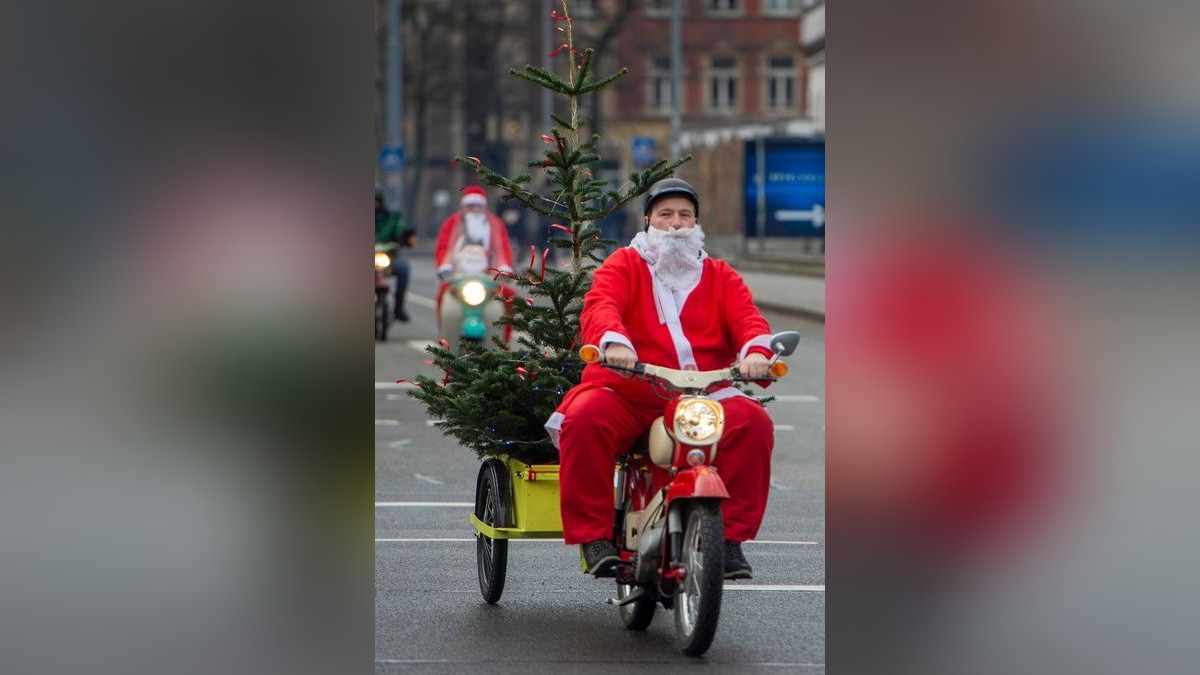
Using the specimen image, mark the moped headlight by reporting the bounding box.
[374,252,391,270]
[673,399,724,444]
[460,280,488,306]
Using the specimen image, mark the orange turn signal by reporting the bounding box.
[768,361,789,378]
[579,344,602,363]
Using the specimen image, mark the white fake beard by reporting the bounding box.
[642,224,706,291]
[463,212,490,245]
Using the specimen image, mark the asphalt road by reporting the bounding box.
[376,254,825,673]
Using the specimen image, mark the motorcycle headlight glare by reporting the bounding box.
[673,399,724,444]
[374,252,391,270]
[461,280,488,306]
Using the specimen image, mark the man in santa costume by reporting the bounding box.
[545,178,776,579]
[433,186,515,334]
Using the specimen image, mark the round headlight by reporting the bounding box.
[374,252,391,269]
[461,280,488,306]
[674,399,723,443]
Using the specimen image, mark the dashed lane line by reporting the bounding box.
[375,502,473,507]
[376,382,417,390]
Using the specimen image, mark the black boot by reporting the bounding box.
[724,540,753,580]
[580,539,619,577]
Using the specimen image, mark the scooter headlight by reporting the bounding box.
[460,280,488,307]
[374,252,391,270]
[673,399,724,445]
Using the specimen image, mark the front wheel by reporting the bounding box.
[474,459,509,604]
[673,500,725,656]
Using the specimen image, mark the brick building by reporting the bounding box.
[579,0,818,242]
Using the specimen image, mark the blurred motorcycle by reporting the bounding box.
[438,244,505,352]
[374,242,396,341]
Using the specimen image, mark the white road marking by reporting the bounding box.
[372,529,817,546]
[726,584,825,592]
[377,660,824,667]
[407,293,437,309]
[375,419,400,426]
[388,439,412,449]
[375,381,417,390]
[376,538,475,543]
[375,537,565,542]
[375,502,473,507]
[406,339,436,352]
[386,393,405,401]
[773,424,795,431]
[770,479,791,491]
[772,395,821,403]
[413,473,443,485]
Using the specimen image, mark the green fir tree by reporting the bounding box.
[409,0,690,464]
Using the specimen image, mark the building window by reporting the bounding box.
[763,0,800,16]
[764,56,796,111]
[573,0,599,17]
[647,56,678,115]
[706,56,739,114]
[646,0,671,16]
[706,0,741,16]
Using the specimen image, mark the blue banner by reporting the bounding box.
[744,139,825,238]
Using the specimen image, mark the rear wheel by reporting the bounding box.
[618,578,657,630]
[673,501,725,656]
[616,496,657,630]
[474,459,509,604]
[375,291,389,342]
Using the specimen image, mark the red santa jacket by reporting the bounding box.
[559,246,774,412]
[434,210,515,276]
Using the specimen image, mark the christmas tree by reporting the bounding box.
[409,0,690,465]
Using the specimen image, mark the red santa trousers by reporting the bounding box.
[557,386,774,545]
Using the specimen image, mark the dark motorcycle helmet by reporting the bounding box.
[643,178,700,221]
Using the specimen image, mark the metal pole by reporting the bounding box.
[669,0,682,159]
[756,136,766,254]
[542,0,552,131]
[385,0,404,213]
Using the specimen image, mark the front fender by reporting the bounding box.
[665,465,730,506]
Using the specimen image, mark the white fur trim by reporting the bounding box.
[710,386,749,402]
[461,194,488,207]
[544,411,565,449]
[599,331,636,357]
[652,274,696,369]
[739,334,775,362]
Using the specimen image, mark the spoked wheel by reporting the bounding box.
[616,496,657,630]
[375,291,389,342]
[474,459,510,604]
[673,500,725,656]
[617,577,657,630]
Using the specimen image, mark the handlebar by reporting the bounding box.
[602,360,776,383]
[578,344,785,392]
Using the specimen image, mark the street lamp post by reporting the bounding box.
[384,0,404,213]
[670,0,682,160]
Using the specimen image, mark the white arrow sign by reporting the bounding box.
[774,204,825,228]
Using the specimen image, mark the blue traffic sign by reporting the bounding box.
[379,144,405,172]
[632,136,656,167]
[744,139,825,238]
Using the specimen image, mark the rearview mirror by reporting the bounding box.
[770,331,801,357]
